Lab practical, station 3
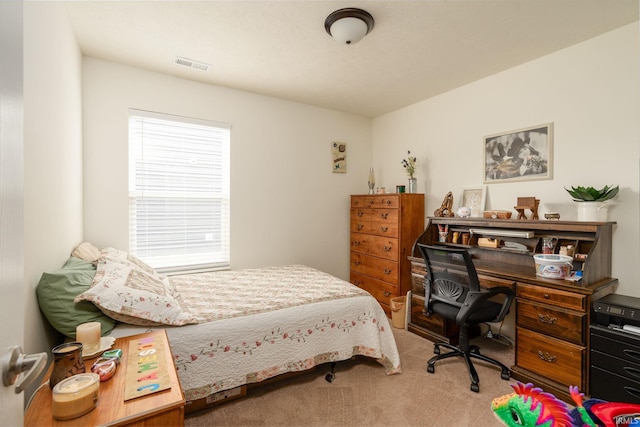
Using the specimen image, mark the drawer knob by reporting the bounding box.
[357,211,364,217]
[384,268,392,274]
[386,200,391,205]
[353,281,361,285]
[537,314,557,324]
[353,261,361,266]
[543,294,550,299]
[380,227,388,232]
[383,245,392,252]
[537,351,557,363]
[353,241,360,246]
[357,224,364,230]
[383,291,391,297]
[380,213,388,219]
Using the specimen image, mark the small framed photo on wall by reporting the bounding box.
[331,141,346,173]
[483,123,553,183]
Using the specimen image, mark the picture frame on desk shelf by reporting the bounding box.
[483,123,553,183]
[459,186,486,218]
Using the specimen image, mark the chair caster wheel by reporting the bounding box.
[427,364,435,374]
[471,383,479,393]
[325,372,335,383]
[433,346,440,355]
[501,371,510,381]
[470,345,480,354]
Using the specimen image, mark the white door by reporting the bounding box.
[0,0,25,425]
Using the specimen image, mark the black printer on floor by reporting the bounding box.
[590,293,640,403]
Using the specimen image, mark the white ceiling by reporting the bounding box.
[63,0,639,118]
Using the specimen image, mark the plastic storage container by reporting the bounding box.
[533,254,573,279]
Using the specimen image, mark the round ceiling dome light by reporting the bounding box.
[324,8,374,45]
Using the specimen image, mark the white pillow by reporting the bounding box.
[71,241,102,263]
[74,248,196,326]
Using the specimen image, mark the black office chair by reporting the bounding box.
[417,243,514,392]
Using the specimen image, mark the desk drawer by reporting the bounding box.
[517,282,586,311]
[516,327,584,388]
[517,300,585,345]
[411,272,425,295]
[478,275,516,290]
[409,293,449,335]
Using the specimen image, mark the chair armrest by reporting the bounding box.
[455,286,514,325]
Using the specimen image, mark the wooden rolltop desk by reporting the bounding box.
[408,217,617,402]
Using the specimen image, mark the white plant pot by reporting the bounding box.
[576,202,608,222]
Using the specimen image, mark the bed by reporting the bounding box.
[39,247,401,405]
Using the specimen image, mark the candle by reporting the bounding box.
[52,373,100,420]
[76,322,101,354]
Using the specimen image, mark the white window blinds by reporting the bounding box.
[128,109,230,273]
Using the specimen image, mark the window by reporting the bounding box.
[128,109,230,273]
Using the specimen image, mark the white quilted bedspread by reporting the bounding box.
[111,265,401,401]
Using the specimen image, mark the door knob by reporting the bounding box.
[2,346,48,394]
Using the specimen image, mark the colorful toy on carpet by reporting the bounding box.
[492,382,640,426]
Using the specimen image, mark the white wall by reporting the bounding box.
[373,23,640,298]
[23,0,84,382]
[82,59,372,280]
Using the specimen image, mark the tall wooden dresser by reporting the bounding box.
[349,193,424,314]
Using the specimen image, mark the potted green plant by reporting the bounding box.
[565,185,618,221]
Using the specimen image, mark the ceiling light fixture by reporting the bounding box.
[324,8,374,45]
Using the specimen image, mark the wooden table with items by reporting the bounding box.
[25,330,185,427]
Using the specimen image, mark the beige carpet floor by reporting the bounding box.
[184,327,516,426]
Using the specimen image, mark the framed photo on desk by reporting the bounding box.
[459,186,486,217]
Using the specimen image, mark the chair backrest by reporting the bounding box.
[417,244,481,309]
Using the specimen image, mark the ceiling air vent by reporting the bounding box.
[174,56,210,72]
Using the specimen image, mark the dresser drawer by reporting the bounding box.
[350,209,399,237]
[350,233,399,261]
[351,195,399,209]
[517,282,586,311]
[591,349,640,381]
[590,366,640,403]
[591,328,640,365]
[516,327,584,388]
[517,300,585,345]
[350,271,398,307]
[350,253,399,284]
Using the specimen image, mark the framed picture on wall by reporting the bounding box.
[459,186,486,217]
[483,123,553,183]
[331,141,347,173]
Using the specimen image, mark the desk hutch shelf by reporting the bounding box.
[408,217,617,402]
